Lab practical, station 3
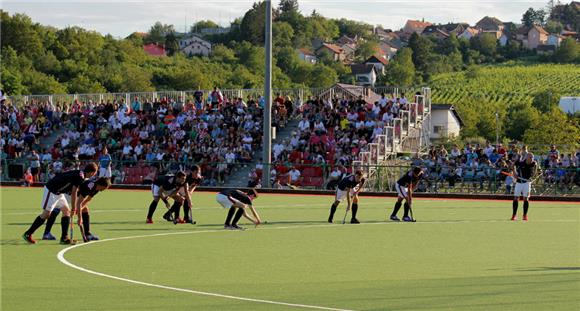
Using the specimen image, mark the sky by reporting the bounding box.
[2,0,549,38]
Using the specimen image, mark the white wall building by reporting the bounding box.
[179,35,212,57]
[559,97,579,114]
[430,104,464,139]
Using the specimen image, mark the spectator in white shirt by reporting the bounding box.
[298,117,310,132]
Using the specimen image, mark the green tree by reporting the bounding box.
[273,21,295,48]
[356,39,379,61]
[385,48,415,87]
[544,20,563,34]
[523,109,580,146]
[554,38,578,63]
[505,102,540,140]
[532,88,561,113]
[470,33,497,57]
[190,20,219,33]
[408,33,432,72]
[146,22,174,44]
[164,32,179,56]
[211,44,238,63]
[241,1,267,45]
[308,64,337,88]
[522,7,547,27]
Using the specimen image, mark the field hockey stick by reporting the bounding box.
[342,203,350,224]
[409,202,416,222]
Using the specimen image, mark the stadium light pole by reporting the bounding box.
[262,0,272,188]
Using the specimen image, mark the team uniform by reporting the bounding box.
[98,153,112,178]
[23,169,90,244]
[146,174,186,223]
[335,175,365,202]
[395,170,422,199]
[168,171,202,224]
[76,177,108,241]
[216,189,256,230]
[390,168,423,222]
[328,173,365,224]
[511,159,537,221]
[513,160,536,198]
[41,170,85,212]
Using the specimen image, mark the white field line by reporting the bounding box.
[56,219,578,310]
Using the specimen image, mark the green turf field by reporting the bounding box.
[1,187,579,311]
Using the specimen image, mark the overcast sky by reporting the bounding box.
[2,0,549,38]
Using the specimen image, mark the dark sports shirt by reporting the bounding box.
[397,170,422,187]
[337,175,365,191]
[78,178,101,198]
[515,160,536,182]
[46,170,85,195]
[186,173,202,187]
[219,189,252,205]
[153,175,181,191]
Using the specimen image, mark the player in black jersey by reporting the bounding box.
[216,188,261,230]
[75,177,111,241]
[146,171,189,223]
[22,163,98,244]
[511,153,537,221]
[165,165,202,224]
[328,170,365,224]
[390,167,423,222]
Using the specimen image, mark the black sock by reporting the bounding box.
[329,202,339,220]
[170,202,182,219]
[225,207,236,226]
[147,200,158,219]
[351,203,359,220]
[392,201,402,216]
[403,202,410,218]
[26,216,46,235]
[512,200,518,216]
[523,201,529,216]
[82,212,90,236]
[44,208,60,234]
[232,208,244,226]
[61,216,70,240]
[183,201,191,221]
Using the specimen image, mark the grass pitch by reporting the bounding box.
[1,187,579,311]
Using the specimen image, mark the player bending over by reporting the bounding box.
[75,177,111,241]
[511,153,537,221]
[166,165,202,224]
[216,189,260,230]
[146,171,188,223]
[327,170,365,224]
[390,166,423,222]
[22,163,98,244]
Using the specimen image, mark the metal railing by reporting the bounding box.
[3,159,577,196]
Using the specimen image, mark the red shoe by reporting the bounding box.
[174,218,185,224]
[523,215,528,221]
[510,215,517,221]
[146,218,153,224]
[23,233,36,244]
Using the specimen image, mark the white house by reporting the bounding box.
[179,35,212,57]
[296,48,317,64]
[458,27,479,40]
[364,55,388,75]
[430,104,464,139]
[350,64,377,87]
[559,97,579,114]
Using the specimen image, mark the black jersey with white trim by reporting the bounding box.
[46,170,85,195]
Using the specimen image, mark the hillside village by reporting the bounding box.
[139,1,580,87]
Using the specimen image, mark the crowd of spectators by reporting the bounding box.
[264,92,413,188]
[411,143,580,193]
[1,88,268,185]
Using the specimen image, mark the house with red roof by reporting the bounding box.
[143,43,167,57]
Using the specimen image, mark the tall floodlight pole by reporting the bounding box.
[262,0,273,188]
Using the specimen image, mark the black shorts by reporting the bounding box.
[30,167,39,175]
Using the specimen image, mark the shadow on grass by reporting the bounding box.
[516,267,580,272]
